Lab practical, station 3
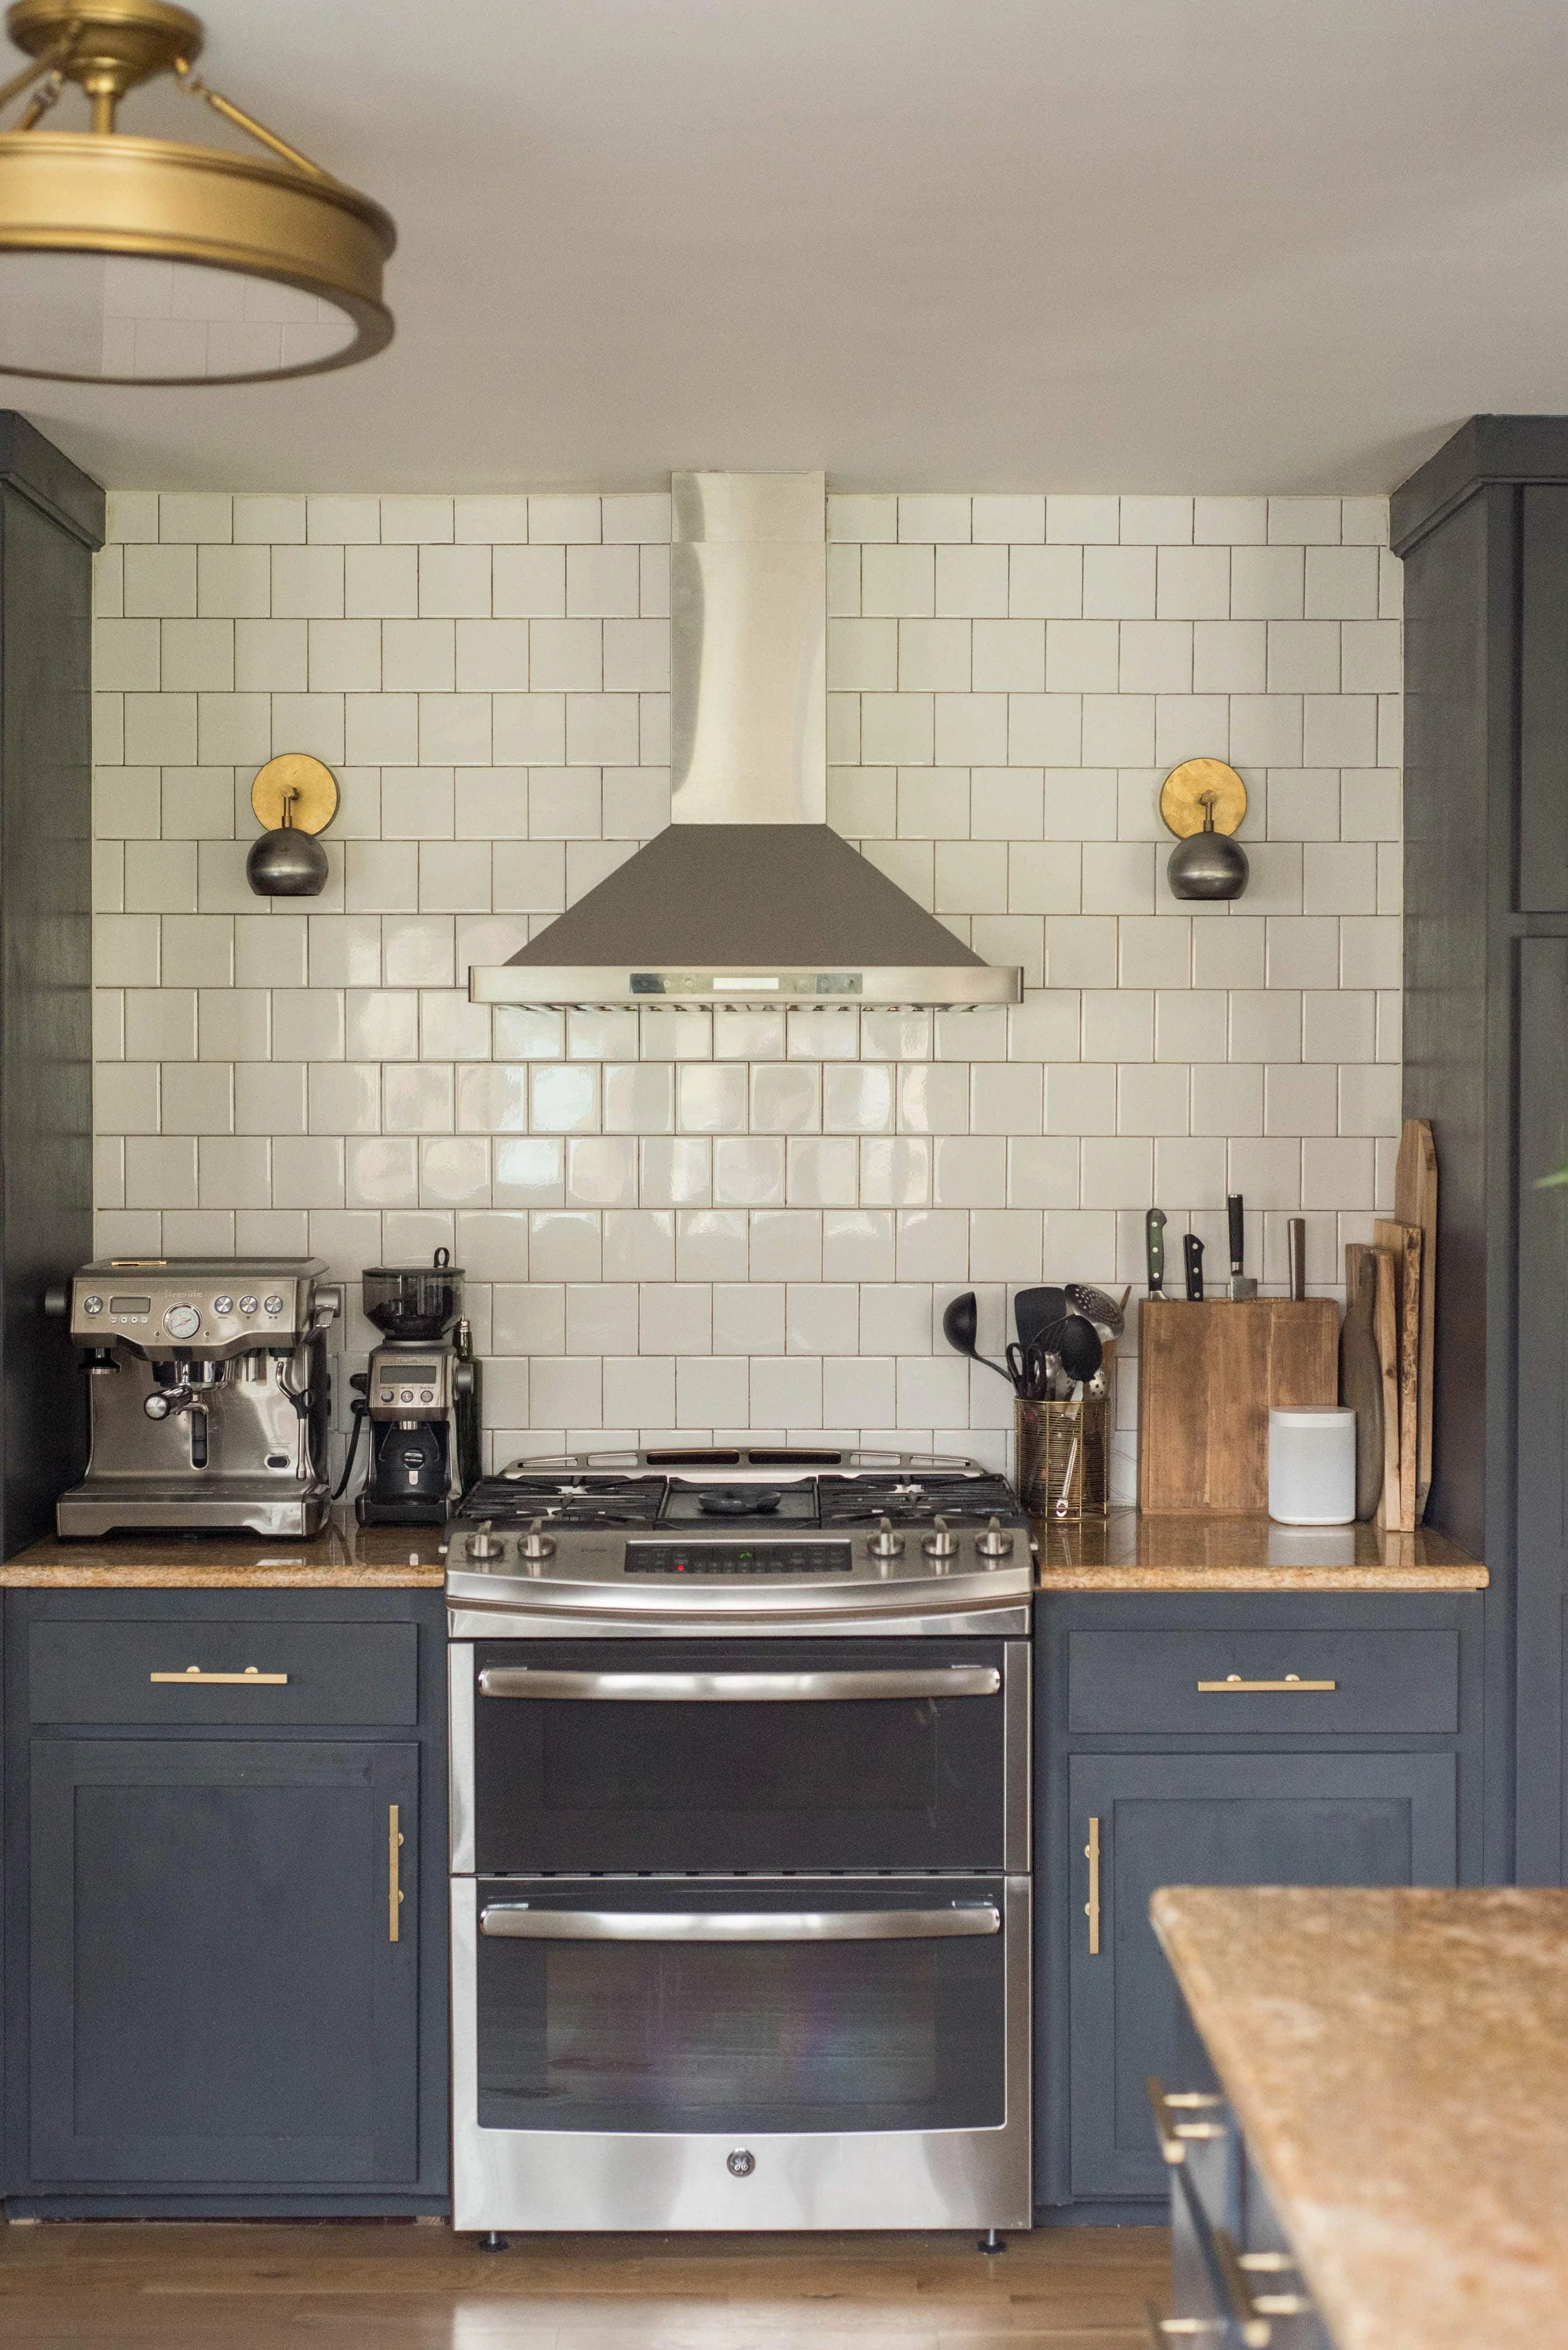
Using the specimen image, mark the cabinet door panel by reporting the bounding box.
[29,1739,418,2186]
[1519,486,1568,911]
[1516,936,1568,1880]
[1067,1750,1456,2200]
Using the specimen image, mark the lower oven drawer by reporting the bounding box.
[456,1635,1029,1874]
[450,1873,1032,2231]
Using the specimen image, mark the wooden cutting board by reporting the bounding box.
[1137,1297,1340,1514]
[1339,1246,1384,1522]
[1394,1118,1438,1520]
[1374,1218,1422,1534]
[1370,1245,1403,1534]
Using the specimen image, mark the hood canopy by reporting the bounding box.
[469,471,1024,1013]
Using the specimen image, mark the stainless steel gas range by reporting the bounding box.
[444,1447,1034,2238]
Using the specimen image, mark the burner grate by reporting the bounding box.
[464,1475,666,1529]
[816,1474,1019,1529]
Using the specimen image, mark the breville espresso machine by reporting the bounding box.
[341,1252,480,1526]
[53,1259,341,1538]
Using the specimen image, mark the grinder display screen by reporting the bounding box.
[109,1295,151,1314]
[386,1363,437,1380]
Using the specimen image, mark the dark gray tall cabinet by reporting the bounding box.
[1394,416,1568,1883]
[0,413,100,1556]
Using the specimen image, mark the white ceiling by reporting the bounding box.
[13,0,1568,494]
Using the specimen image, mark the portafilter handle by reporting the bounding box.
[144,1386,195,1420]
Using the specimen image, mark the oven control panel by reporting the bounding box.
[626,1541,854,1576]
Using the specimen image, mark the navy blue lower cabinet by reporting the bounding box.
[29,1736,420,2188]
[1035,1590,1484,2218]
[1066,1748,1456,2201]
[2,1588,448,2216]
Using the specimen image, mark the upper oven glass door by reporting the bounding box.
[466,1636,1025,1875]
[471,1876,1014,2138]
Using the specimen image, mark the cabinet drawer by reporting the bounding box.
[1066,1625,1459,1735]
[28,1617,418,1728]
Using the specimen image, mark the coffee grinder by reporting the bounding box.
[341,1250,482,1524]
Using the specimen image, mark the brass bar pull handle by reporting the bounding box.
[1214,2226,1315,2344]
[1085,1815,1101,1955]
[1145,2075,1226,2164]
[1197,1674,1337,1693]
[150,1666,289,1685]
[388,1804,405,1943]
[1145,2311,1222,2346]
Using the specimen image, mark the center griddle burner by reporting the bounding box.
[696,1486,780,1517]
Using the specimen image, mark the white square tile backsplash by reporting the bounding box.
[92,489,1402,1499]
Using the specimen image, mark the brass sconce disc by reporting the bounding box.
[251,753,338,836]
[1160,757,1247,839]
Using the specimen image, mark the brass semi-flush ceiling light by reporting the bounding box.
[0,0,395,384]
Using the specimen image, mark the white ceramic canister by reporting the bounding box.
[1268,1406,1357,1526]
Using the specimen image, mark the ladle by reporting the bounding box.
[940,1290,1012,1385]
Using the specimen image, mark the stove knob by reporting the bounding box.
[975,1515,1014,1561]
[921,1514,959,1563]
[464,1519,505,1565]
[866,1515,905,1561]
[519,1516,557,1566]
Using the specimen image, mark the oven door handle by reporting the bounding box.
[478,1903,1002,1942]
[475,1665,1002,1702]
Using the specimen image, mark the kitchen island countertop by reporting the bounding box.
[1034,1508,1486,1590]
[1151,1885,1568,2350]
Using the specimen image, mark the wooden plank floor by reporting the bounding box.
[0,2220,1170,2350]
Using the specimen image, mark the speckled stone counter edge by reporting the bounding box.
[1150,1886,1568,2350]
[0,1506,1485,1590]
[0,1516,446,1587]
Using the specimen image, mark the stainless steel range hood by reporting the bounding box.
[469,472,1023,1013]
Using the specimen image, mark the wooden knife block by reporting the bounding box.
[1137,1297,1340,1514]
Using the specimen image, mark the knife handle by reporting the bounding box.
[1146,1207,1167,1296]
[1227,1193,1245,1274]
[1184,1232,1205,1300]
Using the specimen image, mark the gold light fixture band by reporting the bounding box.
[0,133,393,379]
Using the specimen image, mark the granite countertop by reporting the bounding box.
[1034,1509,1486,1590]
[1150,1886,1568,2350]
[3,1505,1486,1590]
[1,1516,446,1587]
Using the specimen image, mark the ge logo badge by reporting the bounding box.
[726,2149,756,2178]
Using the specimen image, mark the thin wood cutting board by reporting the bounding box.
[1370,1245,1403,1534]
[1374,1217,1422,1534]
[1137,1297,1340,1514]
[1394,1118,1438,1521]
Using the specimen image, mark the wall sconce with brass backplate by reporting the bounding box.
[246,753,339,897]
[1160,758,1249,900]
